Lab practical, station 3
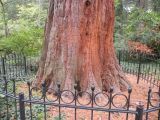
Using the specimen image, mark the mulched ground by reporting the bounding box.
[47,74,159,120]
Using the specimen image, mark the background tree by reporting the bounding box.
[34,0,130,92]
[0,0,8,37]
[0,0,48,55]
[152,0,160,12]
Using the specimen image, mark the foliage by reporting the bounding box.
[0,83,17,120]
[114,0,160,55]
[16,3,47,28]
[124,8,160,54]
[0,28,43,55]
[114,0,128,50]
[0,3,47,55]
[53,113,66,120]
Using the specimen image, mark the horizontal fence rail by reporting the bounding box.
[0,50,160,120]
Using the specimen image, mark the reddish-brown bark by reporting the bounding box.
[34,0,130,92]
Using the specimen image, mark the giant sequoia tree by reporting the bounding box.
[34,0,130,92]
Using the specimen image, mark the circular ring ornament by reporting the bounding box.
[149,92,160,107]
[77,91,92,105]
[112,93,128,108]
[61,90,75,104]
[45,88,58,102]
[94,92,109,107]
[30,87,43,100]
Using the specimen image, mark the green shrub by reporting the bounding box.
[0,28,43,56]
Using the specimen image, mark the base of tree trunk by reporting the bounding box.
[33,55,131,93]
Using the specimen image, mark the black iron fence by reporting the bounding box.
[0,79,160,120]
[117,50,160,87]
[0,53,38,81]
[0,50,160,120]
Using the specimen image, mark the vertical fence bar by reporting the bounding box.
[57,84,61,120]
[137,52,142,84]
[135,103,144,120]
[4,78,9,120]
[2,57,6,81]
[150,62,154,86]
[91,86,95,120]
[127,51,129,73]
[11,54,14,79]
[8,55,10,80]
[21,54,23,76]
[147,66,150,83]
[19,93,25,120]
[74,84,77,120]
[146,87,151,120]
[153,69,157,87]
[144,63,147,81]
[108,87,113,120]
[17,54,20,77]
[27,82,33,120]
[12,79,18,119]
[14,54,17,78]
[2,57,9,120]
[42,82,47,120]
[23,56,27,75]
[141,64,144,80]
[126,87,132,120]
[133,59,135,75]
[5,55,8,80]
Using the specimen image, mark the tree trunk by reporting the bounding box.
[136,0,148,9]
[34,0,130,92]
[152,0,160,12]
[0,0,9,37]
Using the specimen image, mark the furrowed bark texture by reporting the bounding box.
[35,0,130,92]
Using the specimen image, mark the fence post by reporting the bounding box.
[19,93,25,120]
[135,103,144,120]
[137,52,142,84]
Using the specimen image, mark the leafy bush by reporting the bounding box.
[114,5,160,54]
[0,2,47,56]
[0,28,43,56]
